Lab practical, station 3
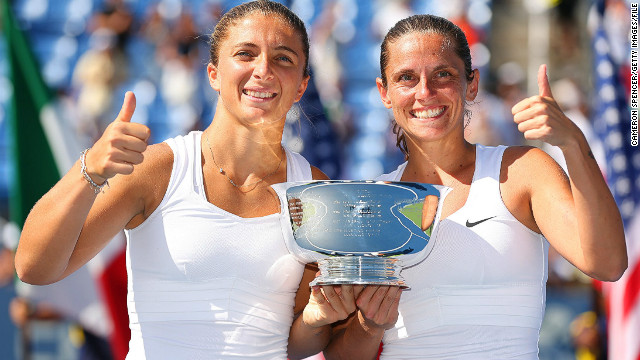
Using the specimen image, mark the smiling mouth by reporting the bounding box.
[243,89,277,99]
[411,107,445,119]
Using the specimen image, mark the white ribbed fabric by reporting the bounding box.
[125,131,312,359]
[376,145,549,359]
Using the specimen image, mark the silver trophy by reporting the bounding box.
[274,181,449,289]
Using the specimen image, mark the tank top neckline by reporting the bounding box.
[396,144,482,223]
[192,131,286,221]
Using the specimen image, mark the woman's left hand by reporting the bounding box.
[356,285,402,330]
[511,64,582,148]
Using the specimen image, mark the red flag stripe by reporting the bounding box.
[623,260,640,318]
[622,261,640,318]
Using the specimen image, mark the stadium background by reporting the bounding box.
[0,0,636,359]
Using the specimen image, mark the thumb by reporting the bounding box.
[421,195,438,231]
[116,91,136,122]
[310,286,327,304]
[537,64,553,98]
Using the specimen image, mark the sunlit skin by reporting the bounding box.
[11,13,315,282]
[12,7,355,360]
[206,13,364,359]
[208,13,309,132]
[376,32,479,153]
[324,24,626,360]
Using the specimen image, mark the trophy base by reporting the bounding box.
[309,257,409,289]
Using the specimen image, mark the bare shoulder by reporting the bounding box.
[311,166,330,180]
[501,145,567,187]
[134,142,174,180]
[502,145,552,167]
[109,142,174,228]
[500,146,568,233]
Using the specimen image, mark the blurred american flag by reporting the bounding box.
[591,1,640,359]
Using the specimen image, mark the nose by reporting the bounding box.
[253,55,274,80]
[416,76,433,100]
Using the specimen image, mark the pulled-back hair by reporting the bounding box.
[379,14,474,158]
[380,14,473,86]
[209,0,310,77]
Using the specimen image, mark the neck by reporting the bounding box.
[213,98,287,143]
[403,137,475,184]
[204,119,285,179]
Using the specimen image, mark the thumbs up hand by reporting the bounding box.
[511,64,581,148]
[84,92,151,184]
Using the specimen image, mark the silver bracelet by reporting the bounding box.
[80,148,109,194]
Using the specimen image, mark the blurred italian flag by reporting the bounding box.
[2,1,129,358]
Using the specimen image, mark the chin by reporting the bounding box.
[406,128,453,143]
[242,115,283,127]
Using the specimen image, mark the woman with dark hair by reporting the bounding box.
[324,14,627,359]
[15,1,355,358]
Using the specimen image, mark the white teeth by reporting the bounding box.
[244,90,276,99]
[412,107,445,118]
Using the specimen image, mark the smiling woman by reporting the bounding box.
[322,14,628,360]
[14,1,354,359]
[376,31,478,147]
[207,10,310,128]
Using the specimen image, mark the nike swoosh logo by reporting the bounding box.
[465,216,496,227]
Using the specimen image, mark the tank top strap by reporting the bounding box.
[163,131,201,199]
[465,145,508,209]
[375,161,407,181]
[189,131,204,194]
[284,146,313,181]
[473,144,507,180]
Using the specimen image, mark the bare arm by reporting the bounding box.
[288,167,358,359]
[288,265,360,359]
[288,265,330,359]
[511,65,627,281]
[291,170,410,358]
[323,286,401,360]
[15,92,153,284]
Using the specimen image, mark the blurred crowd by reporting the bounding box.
[0,0,633,359]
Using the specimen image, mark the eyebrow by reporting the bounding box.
[234,42,300,58]
[391,69,414,77]
[431,64,456,72]
[391,64,456,76]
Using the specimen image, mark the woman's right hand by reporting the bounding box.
[320,285,402,360]
[301,284,362,328]
[85,91,151,184]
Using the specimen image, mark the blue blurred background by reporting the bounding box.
[0,0,636,359]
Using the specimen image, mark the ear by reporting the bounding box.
[465,69,479,101]
[207,63,220,92]
[294,75,310,103]
[376,77,392,109]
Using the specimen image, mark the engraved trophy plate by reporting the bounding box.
[274,181,449,289]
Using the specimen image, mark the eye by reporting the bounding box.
[276,55,293,63]
[398,73,414,82]
[235,50,253,58]
[435,70,452,78]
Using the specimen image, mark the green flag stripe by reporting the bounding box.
[1,2,51,110]
[2,1,62,228]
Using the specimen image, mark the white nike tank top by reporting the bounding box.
[125,131,313,359]
[376,145,549,359]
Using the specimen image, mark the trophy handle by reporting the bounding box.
[273,181,327,263]
[399,184,451,268]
